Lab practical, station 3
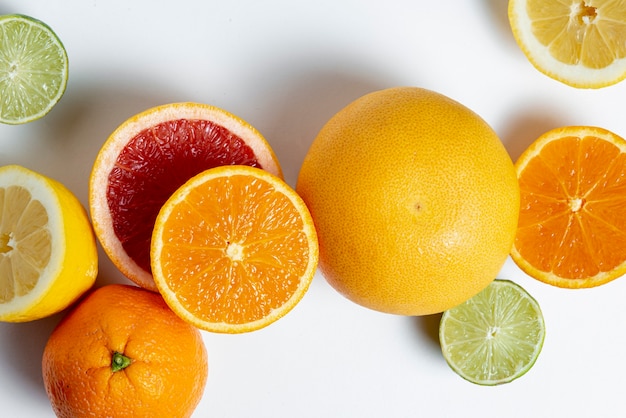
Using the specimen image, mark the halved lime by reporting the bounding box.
[0,14,68,124]
[439,279,545,385]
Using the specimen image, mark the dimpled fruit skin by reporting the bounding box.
[42,284,208,418]
[296,87,520,316]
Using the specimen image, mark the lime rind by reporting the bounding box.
[439,279,545,385]
[0,14,68,124]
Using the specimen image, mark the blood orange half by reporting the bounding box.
[89,102,282,291]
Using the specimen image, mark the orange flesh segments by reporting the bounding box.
[158,172,309,325]
[517,133,626,281]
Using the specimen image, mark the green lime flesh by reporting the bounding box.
[0,14,68,124]
[439,279,545,385]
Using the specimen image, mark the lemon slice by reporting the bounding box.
[0,14,69,124]
[508,0,626,88]
[0,165,97,322]
[439,279,545,385]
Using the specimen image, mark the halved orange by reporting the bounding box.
[151,165,318,333]
[511,126,626,288]
[89,102,282,291]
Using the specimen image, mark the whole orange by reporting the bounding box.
[296,87,520,316]
[42,284,208,418]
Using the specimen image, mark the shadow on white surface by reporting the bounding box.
[0,310,66,404]
[246,67,393,187]
[413,312,443,352]
[499,105,572,162]
[483,0,515,43]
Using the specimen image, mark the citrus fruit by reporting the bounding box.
[439,279,545,386]
[508,0,626,88]
[511,125,626,288]
[0,14,68,124]
[296,87,520,316]
[0,165,97,322]
[151,165,318,333]
[89,102,283,291]
[42,284,208,418]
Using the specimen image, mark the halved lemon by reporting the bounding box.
[509,0,626,88]
[0,165,97,322]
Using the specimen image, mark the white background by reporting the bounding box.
[2,1,626,417]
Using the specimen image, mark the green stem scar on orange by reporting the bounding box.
[111,352,132,372]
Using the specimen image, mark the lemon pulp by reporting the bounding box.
[0,165,97,322]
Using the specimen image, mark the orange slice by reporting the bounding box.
[89,102,282,291]
[508,0,626,88]
[151,165,318,333]
[511,126,626,288]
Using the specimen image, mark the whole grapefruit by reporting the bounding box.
[296,87,520,316]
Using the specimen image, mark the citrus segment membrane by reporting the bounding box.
[508,0,626,88]
[0,186,50,302]
[512,126,626,288]
[151,165,318,333]
[0,14,68,124]
[439,279,545,386]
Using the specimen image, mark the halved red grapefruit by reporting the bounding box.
[89,102,282,291]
